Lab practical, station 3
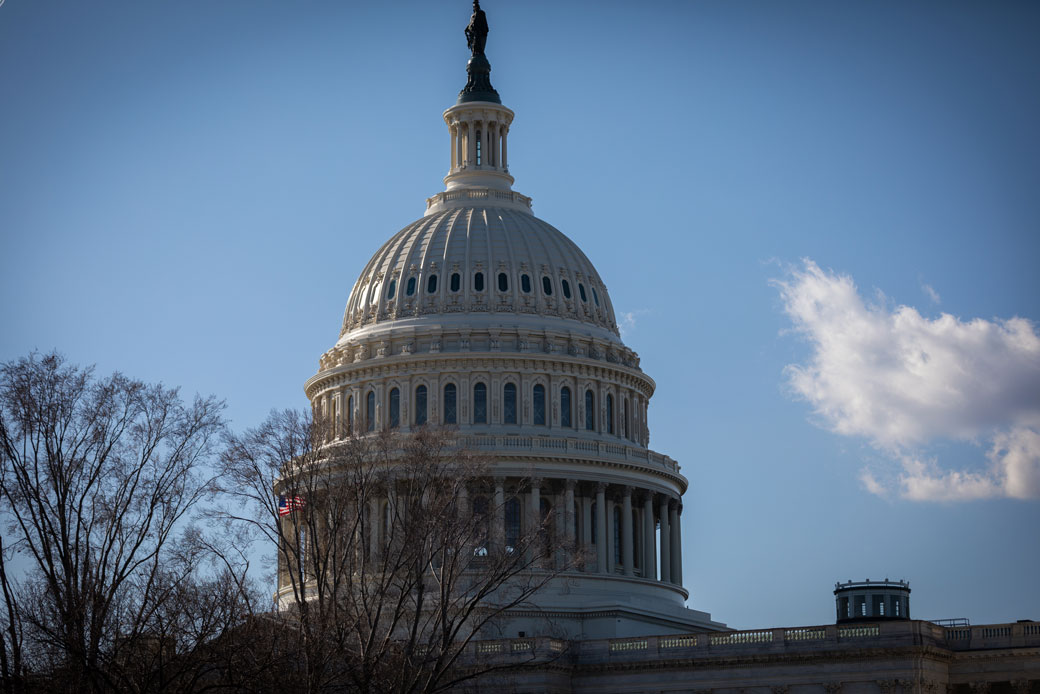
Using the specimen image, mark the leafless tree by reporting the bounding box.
[218,411,572,694]
[0,352,227,693]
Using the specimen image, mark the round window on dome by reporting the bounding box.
[450,272,461,292]
[474,272,485,292]
[561,279,571,299]
[406,277,417,296]
[386,279,397,300]
[578,283,587,302]
[542,276,553,296]
[521,274,531,293]
[497,272,508,292]
[427,274,438,293]
[592,287,600,306]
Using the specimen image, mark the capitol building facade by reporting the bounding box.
[288,4,1039,691]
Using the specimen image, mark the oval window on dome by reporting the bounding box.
[450,272,461,292]
[521,274,531,293]
[578,283,587,302]
[542,276,553,296]
[592,287,600,306]
[497,272,508,292]
[561,279,571,299]
[427,274,438,293]
[474,272,484,292]
[386,279,397,300]
[406,277,416,296]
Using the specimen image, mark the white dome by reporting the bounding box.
[338,204,620,347]
[297,11,722,638]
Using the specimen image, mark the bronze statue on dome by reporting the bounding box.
[465,1,489,57]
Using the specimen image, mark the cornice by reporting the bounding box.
[307,349,654,400]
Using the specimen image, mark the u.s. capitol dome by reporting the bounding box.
[301,6,723,637]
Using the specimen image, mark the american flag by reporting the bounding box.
[278,495,305,516]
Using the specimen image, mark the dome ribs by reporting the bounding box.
[338,206,623,341]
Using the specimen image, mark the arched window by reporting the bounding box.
[606,394,614,435]
[497,272,508,292]
[450,272,461,292]
[504,497,521,553]
[427,274,438,293]
[561,279,572,299]
[585,389,595,431]
[592,287,600,306]
[623,398,630,440]
[542,276,553,295]
[366,391,376,432]
[503,383,517,424]
[560,386,572,428]
[521,274,531,293]
[443,383,457,424]
[475,129,482,165]
[473,272,484,292]
[347,395,354,434]
[613,506,622,567]
[414,385,427,426]
[406,277,416,296]
[533,384,546,426]
[578,283,587,302]
[389,388,400,429]
[386,279,397,299]
[472,496,490,556]
[473,382,487,424]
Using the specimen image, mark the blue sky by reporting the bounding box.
[2,1,1038,630]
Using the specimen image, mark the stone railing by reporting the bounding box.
[426,188,533,211]
[457,620,1040,665]
[941,621,1040,650]
[458,434,680,474]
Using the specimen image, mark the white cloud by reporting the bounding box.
[618,309,650,338]
[774,259,1040,501]
[921,282,941,304]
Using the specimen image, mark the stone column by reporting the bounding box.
[659,497,671,583]
[673,503,683,586]
[622,486,634,576]
[458,121,466,167]
[595,483,608,574]
[493,477,505,555]
[565,479,576,549]
[458,484,469,520]
[489,121,498,167]
[529,478,542,564]
[483,122,491,167]
[581,494,592,571]
[501,126,508,170]
[368,497,381,563]
[466,120,476,167]
[449,123,456,170]
[530,478,541,535]
[643,493,656,580]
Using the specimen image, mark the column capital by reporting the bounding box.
[622,485,633,497]
[493,476,505,487]
[596,481,608,492]
[565,478,577,491]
